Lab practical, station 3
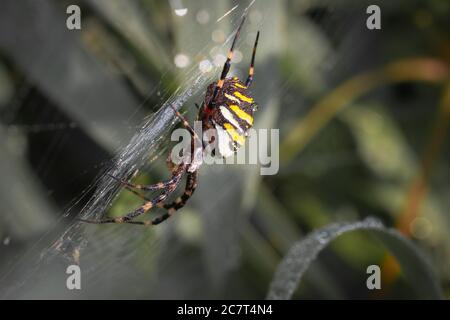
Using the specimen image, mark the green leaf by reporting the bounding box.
[267,217,443,299]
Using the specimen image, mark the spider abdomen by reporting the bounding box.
[203,77,257,156]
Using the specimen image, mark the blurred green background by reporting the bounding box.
[0,0,450,299]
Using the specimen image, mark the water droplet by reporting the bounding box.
[231,50,243,63]
[316,231,328,244]
[174,8,188,17]
[212,29,226,43]
[174,53,190,68]
[196,10,210,24]
[363,217,383,228]
[3,237,10,246]
[213,54,226,67]
[199,59,213,73]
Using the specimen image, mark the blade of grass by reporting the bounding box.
[267,217,443,300]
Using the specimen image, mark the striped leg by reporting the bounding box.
[117,183,152,202]
[208,16,246,109]
[80,165,186,225]
[245,31,260,87]
[159,170,198,213]
[107,172,181,191]
[168,104,202,145]
[128,170,199,226]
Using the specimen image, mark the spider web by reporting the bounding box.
[0,1,265,299]
[0,0,389,299]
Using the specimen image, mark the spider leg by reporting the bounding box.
[119,184,151,202]
[107,172,181,191]
[245,31,260,87]
[158,170,198,213]
[80,165,186,225]
[125,170,199,226]
[208,16,246,108]
[168,105,202,147]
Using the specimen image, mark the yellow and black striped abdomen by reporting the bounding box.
[203,78,257,155]
[214,78,256,133]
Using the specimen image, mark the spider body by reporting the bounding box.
[201,77,257,157]
[81,16,259,226]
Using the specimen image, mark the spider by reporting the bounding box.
[81,16,259,226]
